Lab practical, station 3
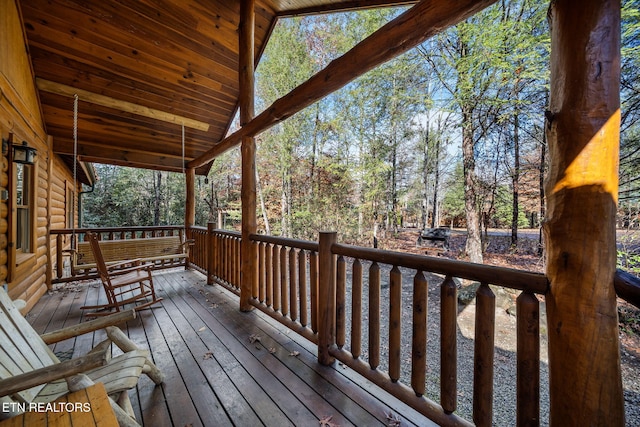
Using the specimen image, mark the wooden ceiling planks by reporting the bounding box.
[18,0,419,174]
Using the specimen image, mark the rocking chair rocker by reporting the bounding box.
[80,232,163,317]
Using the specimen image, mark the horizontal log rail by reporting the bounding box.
[332,243,549,293]
[614,268,640,309]
[50,226,187,284]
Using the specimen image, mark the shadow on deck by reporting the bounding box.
[26,268,433,427]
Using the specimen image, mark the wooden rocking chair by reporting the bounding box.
[80,232,163,317]
[0,288,164,426]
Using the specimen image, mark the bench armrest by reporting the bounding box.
[40,309,136,345]
[180,239,195,249]
[0,351,108,398]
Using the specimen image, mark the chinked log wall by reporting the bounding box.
[205,227,550,427]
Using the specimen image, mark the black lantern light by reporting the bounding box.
[12,141,37,165]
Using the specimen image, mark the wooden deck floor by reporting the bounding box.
[26,269,433,427]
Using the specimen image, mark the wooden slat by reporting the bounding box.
[473,283,495,427]
[336,255,346,349]
[351,259,363,359]
[516,292,540,426]
[288,249,298,322]
[389,266,402,382]
[440,275,457,413]
[411,271,427,396]
[298,250,308,327]
[369,261,381,370]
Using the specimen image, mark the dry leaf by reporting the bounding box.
[198,326,206,332]
[269,347,276,354]
[289,350,300,357]
[249,334,262,343]
[203,352,213,360]
[386,411,401,426]
[319,415,339,427]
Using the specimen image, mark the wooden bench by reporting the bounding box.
[71,235,193,274]
[416,227,450,255]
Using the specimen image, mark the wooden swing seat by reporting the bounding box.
[70,234,193,275]
[80,232,164,317]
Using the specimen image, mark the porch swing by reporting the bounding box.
[67,95,196,316]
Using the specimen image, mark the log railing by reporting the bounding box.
[219,230,547,427]
[249,234,320,344]
[322,233,548,427]
[207,229,241,293]
[188,226,209,276]
[50,225,640,426]
[50,226,186,284]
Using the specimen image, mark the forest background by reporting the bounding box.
[81,0,640,270]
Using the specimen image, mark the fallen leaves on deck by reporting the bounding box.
[289,350,300,357]
[249,334,262,343]
[203,352,213,360]
[386,411,401,426]
[319,415,339,427]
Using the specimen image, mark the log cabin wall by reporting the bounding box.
[48,155,78,278]
[0,0,78,311]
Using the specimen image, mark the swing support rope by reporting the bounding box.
[72,94,78,249]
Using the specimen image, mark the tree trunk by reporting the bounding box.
[430,135,441,229]
[544,0,623,424]
[538,115,546,256]
[154,171,161,226]
[511,100,520,246]
[462,105,483,264]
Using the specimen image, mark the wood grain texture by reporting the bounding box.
[544,0,624,425]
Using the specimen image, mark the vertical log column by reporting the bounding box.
[239,0,257,311]
[545,1,624,425]
[318,231,337,365]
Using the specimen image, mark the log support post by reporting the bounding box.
[239,0,256,312]
[207,221,215,286]
[318,231,337,366]
[545,1,624,425]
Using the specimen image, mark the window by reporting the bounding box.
[66,184,75,228]
[15,163,32,253]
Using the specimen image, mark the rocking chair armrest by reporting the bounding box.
[0,351,108,398]
[40,309,136,345]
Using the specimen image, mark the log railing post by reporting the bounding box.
[516,291,539,426]
[207,222,215,286]
[318,231,337,365]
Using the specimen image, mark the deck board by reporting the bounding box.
[26,269,434,427]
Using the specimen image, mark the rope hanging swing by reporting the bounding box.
[72,94,79,249]
[181,123,186,238]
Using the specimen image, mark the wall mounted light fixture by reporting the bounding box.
[12,141,37,165]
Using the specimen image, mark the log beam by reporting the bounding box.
[544,0,624,425]
[188,0,497,168]
[239,0,257,312]
[36,79,210,132]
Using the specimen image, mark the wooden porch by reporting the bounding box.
[28,267,433,427]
